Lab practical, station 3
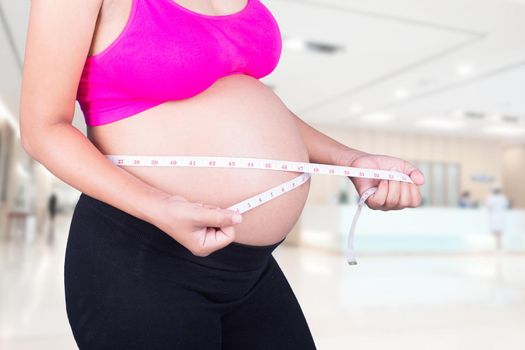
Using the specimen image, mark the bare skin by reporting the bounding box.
[91,75,311,241]
[20,0,424,255]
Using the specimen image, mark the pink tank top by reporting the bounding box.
[76,0,282,126]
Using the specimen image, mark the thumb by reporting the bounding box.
[404,163,425,185]
[194,207,243,228]
[400,160,425,185]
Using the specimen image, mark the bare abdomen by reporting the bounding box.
[88,74,311,245]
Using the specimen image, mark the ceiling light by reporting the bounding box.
[394,88,409,99]
[463,111,485,120]
[416,118,466,129]
[361,112,394,123]
[304,41,344,54]
[282,37,306,51]
[501,115,520,123]
[456,63,474,77]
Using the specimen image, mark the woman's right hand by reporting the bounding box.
[150,194,243,257]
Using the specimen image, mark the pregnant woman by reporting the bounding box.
[20,0,425,349]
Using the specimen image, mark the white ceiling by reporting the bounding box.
[1,0,524,142]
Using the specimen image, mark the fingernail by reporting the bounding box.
[232,214,243,223]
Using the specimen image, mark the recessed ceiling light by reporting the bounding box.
[361,112,394,123]
[463,111,485,120]
[283,37,306,51]
[416,118,466,129]
[501,115,520,123]
[456,63,474,77]
[349,104,363,114]
[282,36,344,54]
[304,41,344,54]
[394,88,409,99]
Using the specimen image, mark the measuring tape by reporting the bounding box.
[105,155,414,265]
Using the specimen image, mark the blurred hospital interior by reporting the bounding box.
[1,0,525,349]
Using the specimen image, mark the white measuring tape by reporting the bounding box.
[105,155,414,265]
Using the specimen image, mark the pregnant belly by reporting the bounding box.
[88,74,311,245]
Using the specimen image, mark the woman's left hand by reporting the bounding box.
[335,151,426,210]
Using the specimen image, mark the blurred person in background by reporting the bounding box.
[458,190,473,208]
[47,192,58,244]
[485,186,510,250]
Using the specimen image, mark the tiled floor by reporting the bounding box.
[1,212,524,350]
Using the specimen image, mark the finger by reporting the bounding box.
[194,207,243,228]
[404,162,425,186]
[396,182,412,209]
[366,180,388,210]
[204,226,235,250]
[411,169,425,186]
[352,177,379,196]
[409,183,423,207]
[383,177,401,210]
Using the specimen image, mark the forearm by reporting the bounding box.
[290,111,368,164]
[22,123,170,223]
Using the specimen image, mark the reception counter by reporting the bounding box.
[299,204,525,254]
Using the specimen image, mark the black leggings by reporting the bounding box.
[64,193,317,350]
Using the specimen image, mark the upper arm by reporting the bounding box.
[19,0,103,145]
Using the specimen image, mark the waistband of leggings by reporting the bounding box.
[77,193,284,269]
